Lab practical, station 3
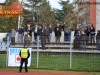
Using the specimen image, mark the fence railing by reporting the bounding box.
[0,40,100,71]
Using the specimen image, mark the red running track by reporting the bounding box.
[0,71,92,75]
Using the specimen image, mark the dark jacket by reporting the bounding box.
[55,30,61,37]
[54,26,61,32]
[81,34,87,41]
[40,31,46,43]
[37,28,42,35]
[48,27,52,33]
[96,31,100,40]
[44,28,49,36]
[84,29,90,36]
[90,28,95,36]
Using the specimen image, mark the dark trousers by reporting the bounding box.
[46,35,50,44]
[41,40,46,50]
[34,33,37,41]
[19,58,28,72]
[11,37,15,45]
[55,36,60,45]
[64,32,68,41]
[90,36,95,45]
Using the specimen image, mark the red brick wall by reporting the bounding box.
[90,0,96,28]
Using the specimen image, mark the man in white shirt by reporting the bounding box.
[34,25,38,42]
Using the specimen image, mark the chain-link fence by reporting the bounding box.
[0,31,100,71]
[0,38,100,71]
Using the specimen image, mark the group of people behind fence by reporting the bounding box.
[73,23,100,51]
[33,23,62,50]
[3,23,69,49]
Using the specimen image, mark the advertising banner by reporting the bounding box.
[8,48,31,67]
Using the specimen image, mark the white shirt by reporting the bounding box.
[35,27,37,33]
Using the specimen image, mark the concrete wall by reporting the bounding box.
[96,0,100,31]
[0,33,7,41]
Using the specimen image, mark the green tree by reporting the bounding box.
[22,0,56,26]
[38,0,56,26]
[0,0,19,32]
[53,0,76,29]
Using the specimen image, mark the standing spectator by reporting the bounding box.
[40,29,46,50]
[34,24,38,43]
[21,26,24,44]
[24,31,31,46]
[55,27,61,45]
[88,23,95,43]
[77,24,83,34]
[19,45,30,73]
[11,28,16,45]
[81,30,87,50]
[64,25,70,42]
[74,28,79,36]
[26,24,32,41]
[89,26,95,45]
[73,28,79,49]
[54,23,61,44]
[37,25,42,45]
[44,26,50,45]
[54,23,61,31]
[7,31,11,42]
[48,24,52,43]
[73,30,81,50]
[18,26,24,43]
[84,27,90,43]
[96,30,100,51]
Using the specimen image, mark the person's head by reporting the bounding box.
[97,30,100,33]
[91,23,93,27]
[57,27,59,31]
[27,24,30,26]
[6,34,8,36]
[35,24,38,27]
[21,26,23,28]
[78,30,81,34]
[23,44,27,48]
[39,25,42,28]
[42,29,44,32]
[44,26,47,29]
[90,26,94,29]
[49,24,52,28]
[12,28,14,31]
[65,25,67,27]
[82,30,85,34]
[57,23,59,26]
[25,31,28,35]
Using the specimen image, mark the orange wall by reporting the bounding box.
[90,0,96,28]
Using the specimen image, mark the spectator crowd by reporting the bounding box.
[2,23,100,51]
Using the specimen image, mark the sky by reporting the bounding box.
[0,0,73,9]
[48,0,73,9]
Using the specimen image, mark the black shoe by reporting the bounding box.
[19,71,21,73]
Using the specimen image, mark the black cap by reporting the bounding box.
[23,44,27,48]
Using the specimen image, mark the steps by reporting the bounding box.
[9,42,97,51]
[0,40,10,51]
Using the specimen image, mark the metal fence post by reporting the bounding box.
[69,31,74,69]
[36,36,39,68]
[6,48,9,66]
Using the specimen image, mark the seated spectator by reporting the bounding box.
[3,34,9,44]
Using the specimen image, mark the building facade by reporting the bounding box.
[75,0,100,31]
